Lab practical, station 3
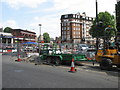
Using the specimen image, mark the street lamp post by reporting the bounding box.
[95,0,99,54]
[82,12,86,44]
[38,24,42,57]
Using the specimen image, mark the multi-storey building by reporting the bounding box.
[60,13,95,44]
[11,29,37,43]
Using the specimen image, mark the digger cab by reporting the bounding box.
[95,43,120,70]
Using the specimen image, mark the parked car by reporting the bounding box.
[87,45,96,51]
[77,44,89,51]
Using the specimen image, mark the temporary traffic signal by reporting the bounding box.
[41,41,44,43]
[106,25,112,31]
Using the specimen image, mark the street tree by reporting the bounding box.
[89,11,116,39]
[43,32,50,43]
[4,27,12,33]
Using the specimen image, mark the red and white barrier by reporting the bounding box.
[0,49,17,53]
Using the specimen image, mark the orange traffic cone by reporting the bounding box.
[17,54,21,62]
[69,58,77,73]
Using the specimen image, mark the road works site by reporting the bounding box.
[1,53,120,89]
[2,52,120,76]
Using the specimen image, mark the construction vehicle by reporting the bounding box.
[38,43,94,66]
[95,26,120,70]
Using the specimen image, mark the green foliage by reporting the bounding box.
[43,32,50,43]
[4,27,12,33]
[89,11,116,38]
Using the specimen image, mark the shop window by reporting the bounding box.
[2,38,6,43]
[8,38,11,43]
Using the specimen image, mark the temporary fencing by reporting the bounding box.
[0,43,38,53]
[0,43,17,53]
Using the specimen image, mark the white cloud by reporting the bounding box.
[2,0,117,38]
[45,0,96,17]
[1,0,47,9]
[28,14,61,38]
[117,0,120,2]
[98,0,116,15]
[3,20,19,29]
[46,0,116,17]
[0,23,3,28]
[2,0,116,16]
[24,0,117,38]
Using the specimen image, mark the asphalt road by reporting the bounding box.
[2,55,119,88]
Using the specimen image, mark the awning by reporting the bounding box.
[0,36,15,38]
[22,42,37,45]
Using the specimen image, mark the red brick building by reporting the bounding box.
[61,13,95,44]
[11,29,37,43]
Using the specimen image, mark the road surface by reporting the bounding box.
[2,55,119,88]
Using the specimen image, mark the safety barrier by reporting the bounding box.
[3,49,17,53]
[0,43,38,53]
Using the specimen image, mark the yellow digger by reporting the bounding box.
[95,26,120,70]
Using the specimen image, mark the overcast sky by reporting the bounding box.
[1,0,117,38]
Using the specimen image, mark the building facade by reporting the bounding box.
[11,29,37,43]
[0,31,14,51]
[0,28,3,32]
[60,13,95,44]
[0,32,14,44]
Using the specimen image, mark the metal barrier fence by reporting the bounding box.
[0,43,17,53]
[39,43,95,59]
[0,43,79,53]
[0,43,38,53]
[0,43,95,60]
